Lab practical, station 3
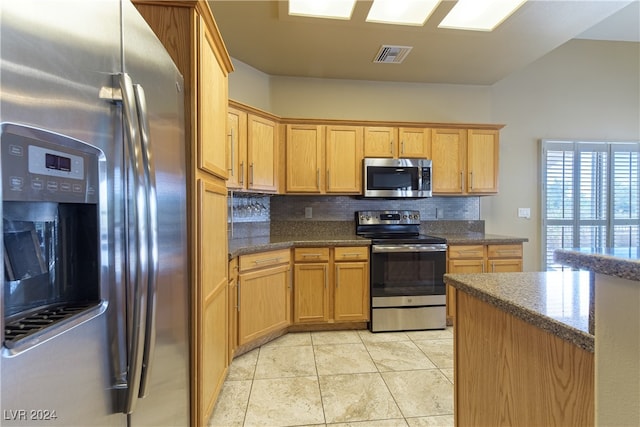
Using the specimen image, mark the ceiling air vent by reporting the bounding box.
[373,45,413,64]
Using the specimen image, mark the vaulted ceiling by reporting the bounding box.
[209,0,640,85]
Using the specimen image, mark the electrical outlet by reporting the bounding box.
[518,208,531,219]
[305,207,312,219]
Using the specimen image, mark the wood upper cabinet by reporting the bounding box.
[198,18,228,179]
[467,129,499,194]
[364,126,396,158]
[431,128,499,195]
[247,114,278,192]
[286,125,362,194]
[226,106,247,189]
[431,128,466,194]
[286,124,324,193]
[325,126,363,193]
[364,126,430,158]
[227,107,279,193]
[398,128,430,158]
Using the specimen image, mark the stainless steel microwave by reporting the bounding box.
[363,158,432,198]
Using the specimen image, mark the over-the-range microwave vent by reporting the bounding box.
[373,45,413,64]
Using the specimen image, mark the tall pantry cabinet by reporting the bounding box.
[132,2,233,426]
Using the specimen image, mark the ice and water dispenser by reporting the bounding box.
[1,124,102,348]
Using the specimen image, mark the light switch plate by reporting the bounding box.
[305,207,312,219]
[518,208,531,219]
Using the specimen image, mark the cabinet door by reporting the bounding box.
[294,263,329,323]
[364,126,396,158]
[227,107,247,189]
[326,125,363,193]
[399,128,430,158]
[228,259,238,361]
[432,129,466,193]
[198,18,228,179]
[247,114,278,192]
[467,129,499,194]
[334,262,369,321]
[197,178,228,417]
[286,124,324,193]
[238,264,290,345]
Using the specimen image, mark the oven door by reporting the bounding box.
[370,244,446,305]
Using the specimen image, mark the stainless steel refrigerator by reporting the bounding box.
[0,1,189,426]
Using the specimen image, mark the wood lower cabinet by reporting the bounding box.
[197,178,228,422]
[228,258,238,361]
[293,248,330,323]
[237,249,291,345]
[447,243,523,322]
[293,246,369,324]
[454,290,593,426]
[334,247,369,321]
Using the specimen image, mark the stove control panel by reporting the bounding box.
[356,210,420,225]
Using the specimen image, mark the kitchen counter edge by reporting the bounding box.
[554,248,640,282]
[229,233,528,259]
[444,271,594,352]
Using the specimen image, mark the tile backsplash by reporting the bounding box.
[229,194,482,239]
[270,195,480,221]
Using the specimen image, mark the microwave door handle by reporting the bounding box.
[417,169,423,191]
[133,83,159,399]
[120,73,149,415]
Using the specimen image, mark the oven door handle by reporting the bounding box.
[372,244,447,253]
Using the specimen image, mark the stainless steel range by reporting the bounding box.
[356,210,447,332]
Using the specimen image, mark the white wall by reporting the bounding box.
[227,39,640,271]
[488,39,640,270]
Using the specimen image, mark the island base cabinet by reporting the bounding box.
[454,290,594,426]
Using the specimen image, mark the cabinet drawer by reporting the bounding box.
[239,249,291,272]
[448,245,485,259]
[294,247,330,262]
[487,244,522,259]
[334,246,369,262]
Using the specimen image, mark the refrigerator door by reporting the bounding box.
[0,1,126,426]
[120,1,189,425]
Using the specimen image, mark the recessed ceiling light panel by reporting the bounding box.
[366,0,442,26]
[438,0,527,31]
[289,0,357,20]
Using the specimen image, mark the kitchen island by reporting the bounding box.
[555,248,640,427]
[444,271,594,426]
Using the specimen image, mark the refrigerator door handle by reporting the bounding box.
[119,73,150,415]
[133,82,159,399]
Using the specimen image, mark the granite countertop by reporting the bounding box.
[229,232,528,258]
[554,248,640,282]
[229,230,529,258]
[228,234,370,258]
[433,232,529,245]
[444,271,594,352]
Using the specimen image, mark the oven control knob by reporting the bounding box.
[403,215,407,219]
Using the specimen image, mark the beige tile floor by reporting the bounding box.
[209,328,455,427]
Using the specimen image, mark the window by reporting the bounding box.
[541,140,640,270]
